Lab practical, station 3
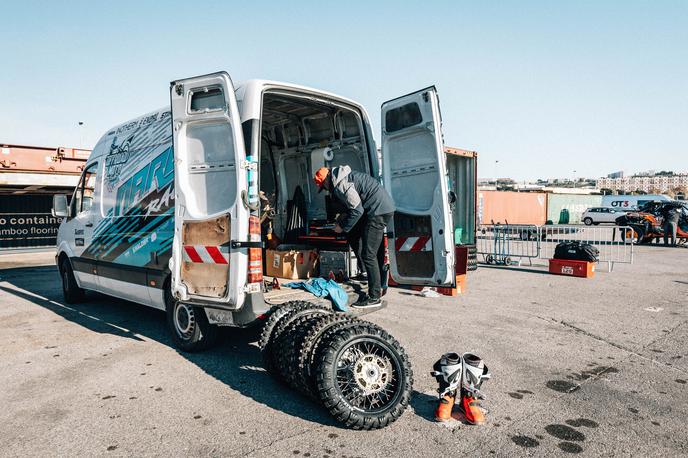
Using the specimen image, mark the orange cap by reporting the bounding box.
[313,167,329,191]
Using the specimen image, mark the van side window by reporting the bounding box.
[190,86,225,112]
[385,102,423,133]
[72,163,98,216]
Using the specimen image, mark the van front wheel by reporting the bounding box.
[59,258,86,304]
[165,289,219,352]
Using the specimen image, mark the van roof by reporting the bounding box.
[89,77,370,161]
[235,79,369,121]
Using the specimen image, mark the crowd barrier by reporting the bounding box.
[477,223,634,272]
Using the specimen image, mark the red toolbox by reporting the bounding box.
[548,259,595,278]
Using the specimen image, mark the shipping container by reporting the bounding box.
[445,147,477,244]
[547,194,603,224]
[478,190,547,225]
[0,194,64,248]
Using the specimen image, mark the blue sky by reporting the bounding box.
[1,1,686,180]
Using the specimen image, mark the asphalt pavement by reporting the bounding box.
[0,246,686,457]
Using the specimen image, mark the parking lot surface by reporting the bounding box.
[1,247,687,457]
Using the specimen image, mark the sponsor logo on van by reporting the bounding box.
[114,146,174,217]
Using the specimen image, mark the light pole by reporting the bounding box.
[495,160,500,188]
[78,121,84,148]
[572,170,577,188]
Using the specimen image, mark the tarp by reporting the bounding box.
[285,278,349,312]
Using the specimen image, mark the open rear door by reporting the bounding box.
[381,87,455,286]
[170,72,249,308]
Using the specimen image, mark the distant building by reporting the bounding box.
[607,171,624,179]
[597,173,688,193]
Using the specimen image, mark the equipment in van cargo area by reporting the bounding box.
[319,249,359,280]
[265,245,318,279]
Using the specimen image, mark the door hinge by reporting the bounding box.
[240,160,257,171]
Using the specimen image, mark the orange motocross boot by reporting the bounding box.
[461,392,486,425]
[435,393,455,422]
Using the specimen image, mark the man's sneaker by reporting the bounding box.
[461,394,485,425]
[353,296,383,309]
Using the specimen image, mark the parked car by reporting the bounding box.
[581,207,627,225]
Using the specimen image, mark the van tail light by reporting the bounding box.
[383,234,390,265]
[247,216,263,284]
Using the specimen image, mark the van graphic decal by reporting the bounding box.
[114,146,174,217]
[104,135,135,192]
[83,180,174,269]
[85,124,175,271]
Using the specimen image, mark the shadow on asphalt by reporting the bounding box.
[0,265,341,428]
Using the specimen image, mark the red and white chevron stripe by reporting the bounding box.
[395,235,433,252]
[183,245,230,264]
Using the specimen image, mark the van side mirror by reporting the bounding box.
[52,195,69,217]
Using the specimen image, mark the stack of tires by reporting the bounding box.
[258,301,413,430]
[466,244,478,271]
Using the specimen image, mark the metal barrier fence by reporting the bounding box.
[477,224,634,271]
[477,224,540,265]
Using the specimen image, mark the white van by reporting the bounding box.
[601,194,672,210]
[53,72,455,351]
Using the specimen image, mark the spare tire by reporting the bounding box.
[294,315,366,397]
[314,323,413,430]
[272,308,335,385]
[258,301,331,377]
[466,244,478,271]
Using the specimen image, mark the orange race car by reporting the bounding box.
[615,201,688,245]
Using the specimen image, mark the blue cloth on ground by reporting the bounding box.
[285,278,349,312]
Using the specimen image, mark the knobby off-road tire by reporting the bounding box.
[289,314,364,398]
[314,323,413,430]
[466,244,478,271]
[273,308,333,384]
[165,287,219,352]
[59,258,86,304]
[258,301,331,377]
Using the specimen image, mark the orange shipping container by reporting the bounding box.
[478,191,547,225]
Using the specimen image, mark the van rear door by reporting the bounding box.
[170,72,249,308]
[381,87,455,286]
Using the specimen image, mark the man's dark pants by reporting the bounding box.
[664,221,677,246]
[346,213,393,299]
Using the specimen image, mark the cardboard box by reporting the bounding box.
[266,245,318,280]
[548,259,595,278]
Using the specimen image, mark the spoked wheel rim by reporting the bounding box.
[334,337,402,414]
[173,302,196,340]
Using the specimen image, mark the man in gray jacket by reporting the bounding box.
[314,166,395,307]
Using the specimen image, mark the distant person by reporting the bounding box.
[313,166,395,308]
[662,205,679,247]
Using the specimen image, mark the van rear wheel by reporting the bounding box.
[165,288,219,352]
[59,258,85,304]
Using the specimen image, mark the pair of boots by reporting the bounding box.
[435,390,485,425]
[432,352,490,425]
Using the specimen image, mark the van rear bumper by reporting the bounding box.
[203,292,270,327]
